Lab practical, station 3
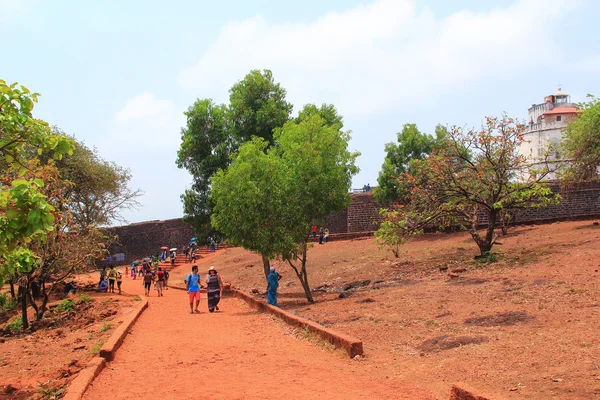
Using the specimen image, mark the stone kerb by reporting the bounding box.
[63,297,149,400]
[230,289,364,358]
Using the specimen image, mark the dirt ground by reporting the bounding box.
[0,277,139,400]
[180,220,600,399]
[81,272,434,400]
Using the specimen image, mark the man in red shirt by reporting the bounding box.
[156,267,165,297]
[311,225,317,238]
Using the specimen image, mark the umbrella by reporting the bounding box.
[132,260,141,266]
[160,246,169,250]
[190,237,197,242]
[170,248,177,252]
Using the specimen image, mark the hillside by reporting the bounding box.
[171,219,600,399]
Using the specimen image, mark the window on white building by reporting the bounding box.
[556,116,562,122]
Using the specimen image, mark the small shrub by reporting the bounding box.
[0,293,17,311]
[77,294,92,305]
[36,381,65,400]
[5,317,23,334]
[90,340,104,354]
[100,322,111,332]
[55,299,74,313]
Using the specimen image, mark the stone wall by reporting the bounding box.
[107,182,600,264]
[106,219,193,265]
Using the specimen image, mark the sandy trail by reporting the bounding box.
[81,266,435,400]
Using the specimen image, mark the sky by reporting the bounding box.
[2,0,599,225]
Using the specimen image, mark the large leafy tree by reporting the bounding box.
[380,115,559,258]
[375,123,446,204]
[0,80,73,286]
[211,107,359,303]
[177,70,292,243]
[561,95,600,181]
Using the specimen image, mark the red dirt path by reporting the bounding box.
[81,268,436,400]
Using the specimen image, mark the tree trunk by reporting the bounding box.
[9,281,15,299]
[261,254,271,280]
[298,242,314,303]
[37,281,50,321]
[19,285,28,331]
[477,210,497,255]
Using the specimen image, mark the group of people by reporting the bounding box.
[185,265,224,313]
[311,225,330,244]
[98,266,123,294]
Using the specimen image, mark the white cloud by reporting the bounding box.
[115,92,176,122]
[178,0,575,116]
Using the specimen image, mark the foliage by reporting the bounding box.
[375,123,446,204]
[100,322,111,332]
[5,316,22,334]
[55,299,74,313]
[1,80,73,286]
[211,108,359,302]
[228,69,293,144]
[561,95,600,181]
[402,115,560,256]
[54,137,142,228]
[0,292,17,310]
[77,293,92,305]
[90,340,104,354]
[374,205,440,258]
[35,382,65,400]
[177,70,292,244]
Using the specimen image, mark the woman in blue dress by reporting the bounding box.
[267,266,281,307]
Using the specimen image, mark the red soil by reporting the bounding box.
[81,273,435,399]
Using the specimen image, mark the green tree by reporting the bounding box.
[1,80,73,286]
[55,138,142,228]
[561,95,600,181]
[211,110,359,303]
[403,115,559,257]
[228,69,293,144]
[375,124,446,204]
[177,70,292,243]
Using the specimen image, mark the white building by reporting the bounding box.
[519,88,581,178]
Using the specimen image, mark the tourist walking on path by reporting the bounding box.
[155,267,165,296]
[116,269,123,294]
[267,266,281,307]
[185,265,202,313]
[143,269,153,296]
[163,268,169,289]
[206,266,223,312]
[107,266,117,293]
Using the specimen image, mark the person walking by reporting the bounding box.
[185,265,202,314]
[170,251,176,266]
[163,268,170,290]
[205,267,223,313]
[155,267,165,297]
[107,266,117,293]
[267,266,281,307]
[116,269,123,294]
[143,268,153,296]
[318,227,324,244]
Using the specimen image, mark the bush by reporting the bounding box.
[55,299,74,313]
[5,317,23,334]
[0,293,17,311]
[77,294,92,305]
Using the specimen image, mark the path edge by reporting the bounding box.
[63,296,148,400]
[230,289,364,358]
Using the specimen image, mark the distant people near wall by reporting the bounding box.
[324,228,329,243]
[184,246,189,262]
[311,225,317,238]
[170,251,176,266]
[107,254,114,267]
[318,227,324,244]
[366,183,371,192]
[161,250,166,262]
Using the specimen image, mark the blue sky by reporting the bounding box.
[2,0,599,224]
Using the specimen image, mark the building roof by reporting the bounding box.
[554,89,568,97]
[543,107,581,116]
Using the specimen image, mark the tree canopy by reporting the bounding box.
[377,115,559,258]
[177,70,292,243]
[561,95,600,181]
[375,123,446,204]
[211,107,359,302]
